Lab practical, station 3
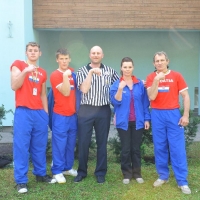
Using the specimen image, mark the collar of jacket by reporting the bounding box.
[120,75,139,84]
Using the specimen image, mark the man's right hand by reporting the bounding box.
[90,68,101,76]
[63,69,72,77]
[155,72,165,80]
[25,64,36,73]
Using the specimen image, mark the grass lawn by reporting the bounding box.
[0,142,199,200]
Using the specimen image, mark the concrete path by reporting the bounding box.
[0,124,200,144]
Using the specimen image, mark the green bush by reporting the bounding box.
[0,104,7,131]
[108,133,121,162]
[108,109,200,163]
[0,104,13,132]
[181,109,200,147]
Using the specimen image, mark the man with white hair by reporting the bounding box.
[146,51,191,195]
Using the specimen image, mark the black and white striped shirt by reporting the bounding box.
[77,63,119,106]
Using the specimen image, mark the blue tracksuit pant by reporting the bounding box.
[51,112,77,175]
[151,108,188,186]
[13,107,49,184]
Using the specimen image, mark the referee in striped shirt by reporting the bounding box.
[74,46,119,184]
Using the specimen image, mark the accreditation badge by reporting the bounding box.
[33,88,37,96]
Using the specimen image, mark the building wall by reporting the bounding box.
[33,0,200,29]
[0,0,36,126]
[0,1,200,126]
[38,30,199,111]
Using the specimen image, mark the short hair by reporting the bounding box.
[121,57,134,67]
[56,48,70,59]
[26,42,40,51]
[153,51,169,62]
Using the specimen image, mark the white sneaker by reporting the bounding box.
[136,178,144,184]
[49,178,57,184]
[153,179,168,187]
[63,169,77,177]
[53,173,66,183]
[178,185,191,194]
[122,179,130,184]
[16,184,28,193]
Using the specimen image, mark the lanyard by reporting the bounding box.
[32,68,38,82]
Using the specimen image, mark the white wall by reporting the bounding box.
[0,1,199,125]
[0,0,37,126]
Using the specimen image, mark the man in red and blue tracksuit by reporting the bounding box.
[146,51,191,195]
[48,48,80,183]
[10,42,56,194]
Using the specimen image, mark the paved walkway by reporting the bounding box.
[0,124,200,144]
[0,125,117,143]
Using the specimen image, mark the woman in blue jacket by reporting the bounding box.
[110,57,150,184]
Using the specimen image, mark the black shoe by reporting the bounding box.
[36,175,56,184]
[96,176,105,184]
[15,183,28,194]
[74,175,85,183]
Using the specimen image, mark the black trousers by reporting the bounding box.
[77,105,111,177]
[117,121,144,179]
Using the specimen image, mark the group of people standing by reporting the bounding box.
[10,42,191,195]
